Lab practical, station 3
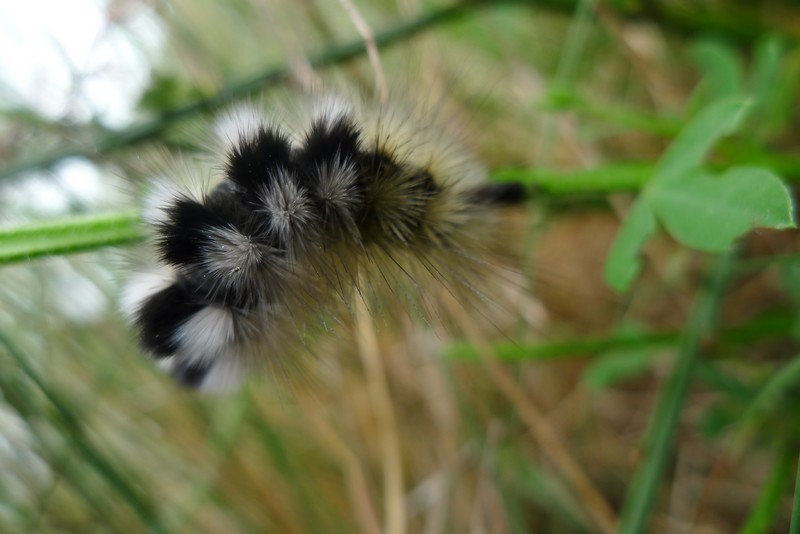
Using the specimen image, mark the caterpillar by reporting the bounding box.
[122,92,526,391]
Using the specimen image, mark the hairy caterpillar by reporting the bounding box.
[122,92,526,391]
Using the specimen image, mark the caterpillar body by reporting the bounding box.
[123,93,526,391]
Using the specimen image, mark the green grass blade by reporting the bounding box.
[603,199,658,292]
[540,89,682,136]
[0,210,144,265]
[446,310,793,362]
[741,442,794,534]
[791,451,800,534]
[617,251,735,534]
[446,330,675,361]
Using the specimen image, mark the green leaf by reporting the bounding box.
[653,97,749,185]
[650,166,796,252]
[605,95,791,292]
[691,40,744,102]
[604,199,657,292]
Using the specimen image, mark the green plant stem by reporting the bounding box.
[791,450,800,534]
[539,0,596,168]
[446,310,792,362]
[741,441,795,534]
[617,250,736,534]
[0,210,143,265]
[541,90,682,137]
[493,162,653,193]
[497,146,800,195]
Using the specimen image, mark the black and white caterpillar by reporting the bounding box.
[122,93,526,391]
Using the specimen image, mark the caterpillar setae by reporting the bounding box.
[122,92,527,391]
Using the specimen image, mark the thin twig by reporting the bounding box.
[444,298,618,534]
[337,0,389,104]
[300,401,382,534]
[354,288,406,534]
[258,0,319,91]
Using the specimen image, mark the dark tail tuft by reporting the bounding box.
[468,182,527,205]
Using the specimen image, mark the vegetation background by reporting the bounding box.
[0,0,799,532]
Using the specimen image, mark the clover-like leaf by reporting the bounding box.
[604,97,758,292]
[654,97,749,185]
[650,166,795,252]
[604,200,657,292]
[691,40,744,102]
